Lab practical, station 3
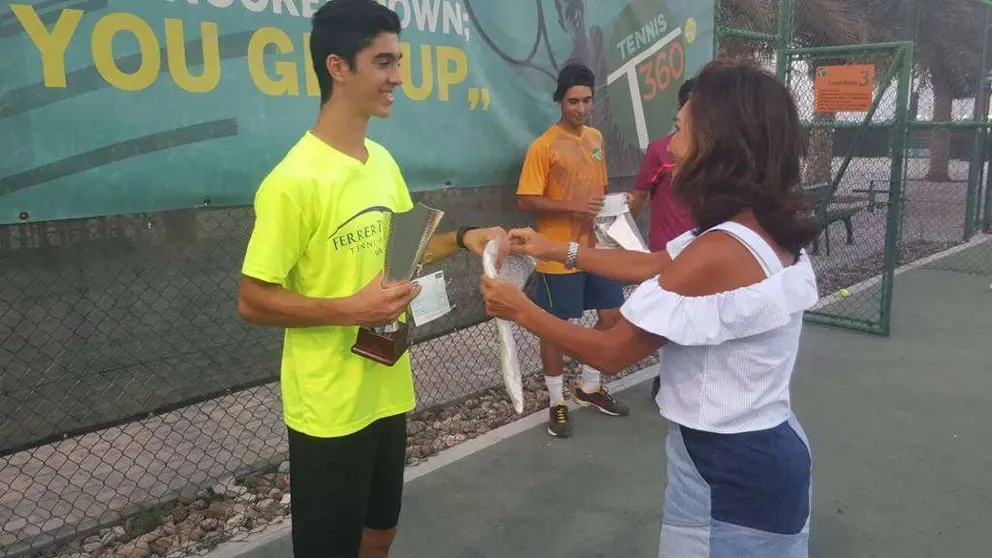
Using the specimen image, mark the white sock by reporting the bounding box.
[581,365,601,393]
[545,375,565,406]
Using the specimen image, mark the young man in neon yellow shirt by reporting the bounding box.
[236,2,505,556]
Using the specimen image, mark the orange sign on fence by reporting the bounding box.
[813,64,876,112]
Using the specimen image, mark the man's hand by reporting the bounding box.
[570,196,605,218]
[508,228,564,261]
[626,191,647,216]
[347,272,422,327]
[462,227,510,268]
[517,195,601,220]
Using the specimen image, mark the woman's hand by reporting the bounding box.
[481,276,532,322]
[508,228,565,262]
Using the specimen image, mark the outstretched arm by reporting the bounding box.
[509,228,671,285]
[420,227,509,265]
[421,231,461,265]
[482,229,771,373]
[481,276,665,374]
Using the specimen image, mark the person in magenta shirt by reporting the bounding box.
[628,79,695,252]
[628,79,694,399]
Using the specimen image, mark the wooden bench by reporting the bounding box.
[805,183,864,256]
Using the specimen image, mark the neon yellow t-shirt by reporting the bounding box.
[242,132,415,438]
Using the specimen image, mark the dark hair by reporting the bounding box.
[678,78,694,108]
[310,0,402,104]
[673,60,818,255]
[553,62,595,102]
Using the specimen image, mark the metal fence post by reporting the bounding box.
[966,6,991,240]
[776,0,795,82]
[985,144,992,232]
[713,0,722,58]
[880,43,914,335]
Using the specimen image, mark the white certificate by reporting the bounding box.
[409,270,452,326]
[598,193,629,218]
[606,215,649,252]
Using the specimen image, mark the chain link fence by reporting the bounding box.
[6,1,992,557]
[900,0,992,278]
[0,179,657,558]
[901,124,989,266]
[793,44,910,333]
[716,0,992,334]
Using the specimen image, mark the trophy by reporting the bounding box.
[351,202,445,366]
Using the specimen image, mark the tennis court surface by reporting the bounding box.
[217,245,992,558]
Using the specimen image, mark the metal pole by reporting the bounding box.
[880,42,914,336]
[786,41,918,55]
[984,10,992,232]
[720,29,778,42]
[984,126,992,231]
[979,12,992,234]
[713,0,722,59]
[897,0,920,268]
[965,8,991,240]
[776,0,795,82]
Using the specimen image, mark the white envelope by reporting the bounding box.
[598,193,628,218]
[606,214,649,252]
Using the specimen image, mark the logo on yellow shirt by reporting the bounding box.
[330,206,390,256]
[592,147,604,161]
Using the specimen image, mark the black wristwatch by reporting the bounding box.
[456,226,480,250]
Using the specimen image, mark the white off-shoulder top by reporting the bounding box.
[621,221,819,434]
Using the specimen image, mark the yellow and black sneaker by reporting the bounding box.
[574,386,630,417]
[547,403,573,438]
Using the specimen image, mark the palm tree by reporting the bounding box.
[854,0,991,181]
[716,0,860,60]
[718,0,864,185]
[723,0,990,183]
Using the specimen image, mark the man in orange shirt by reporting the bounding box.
[517,63,629,438]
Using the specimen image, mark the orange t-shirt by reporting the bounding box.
[516,124,609,274]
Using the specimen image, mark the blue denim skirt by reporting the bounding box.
[658,414,812,557]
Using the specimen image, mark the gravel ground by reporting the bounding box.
[37,356,654,558]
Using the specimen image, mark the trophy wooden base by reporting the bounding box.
[351,322,410,366]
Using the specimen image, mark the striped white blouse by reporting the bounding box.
[621,221,819,434]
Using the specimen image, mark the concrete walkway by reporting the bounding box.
[212,262,992,558]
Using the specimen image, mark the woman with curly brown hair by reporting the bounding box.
[481,59,821,557]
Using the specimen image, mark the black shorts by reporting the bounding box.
[288,413,407,558]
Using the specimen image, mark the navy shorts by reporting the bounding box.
[533,272,625,320]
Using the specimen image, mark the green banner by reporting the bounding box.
[0,0,713,225]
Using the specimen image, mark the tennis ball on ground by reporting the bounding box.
[839,288,850,298]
